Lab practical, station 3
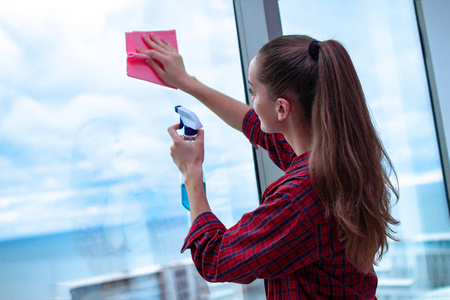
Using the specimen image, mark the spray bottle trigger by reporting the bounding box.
[179,118,184,130]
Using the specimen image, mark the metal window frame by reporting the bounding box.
[415,0,450,212]
[233,0,284,202]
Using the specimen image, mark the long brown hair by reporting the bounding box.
[257,35,399,273]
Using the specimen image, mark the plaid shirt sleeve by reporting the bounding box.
[180,180,318,284]
[242,109,295,171]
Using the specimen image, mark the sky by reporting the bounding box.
[0,0,259,241]
[0,0,449,242]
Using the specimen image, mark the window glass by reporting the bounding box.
[0,0,261,298]
[279,0,450,298]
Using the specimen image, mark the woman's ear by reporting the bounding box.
[276,98,291,121]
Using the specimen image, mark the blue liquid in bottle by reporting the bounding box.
[181,183,189,210]
[181,180,206,211]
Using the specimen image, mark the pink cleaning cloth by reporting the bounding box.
[125,30,178,88]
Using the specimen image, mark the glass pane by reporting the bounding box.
[279,0,450,299]
[0,0,261,299]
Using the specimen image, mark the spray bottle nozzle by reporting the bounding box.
[175,105,203,137]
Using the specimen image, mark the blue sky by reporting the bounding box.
[0,0,448,241]
[0,0,258,240]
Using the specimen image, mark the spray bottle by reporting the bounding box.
[175,105,206,211]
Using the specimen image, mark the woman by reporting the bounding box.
[138,33,399,299]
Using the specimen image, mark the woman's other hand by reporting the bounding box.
[167,124,204,176]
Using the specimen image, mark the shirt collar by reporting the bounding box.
[288,151,310,173]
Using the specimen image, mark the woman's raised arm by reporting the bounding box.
[138,33,251,132]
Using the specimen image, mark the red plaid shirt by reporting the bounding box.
[181,109,378,299]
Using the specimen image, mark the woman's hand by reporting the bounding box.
[167,124,204,176]
[168,124,211,221]
[137,33,193,90]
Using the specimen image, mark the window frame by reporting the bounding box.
[414,0,450,213]
[233,0,284,202]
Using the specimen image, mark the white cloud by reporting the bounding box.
[0,189,75,208]
[399,169,444,188]
[0,0,260,241]
[1,93,148,149]
[0,0,135,33]
[0,0,243,99]
[0,0,145,92]
[0,29,22,79]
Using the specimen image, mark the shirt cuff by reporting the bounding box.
[180,212,227,253]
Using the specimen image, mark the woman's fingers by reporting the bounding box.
[142,33,173,53]
[167,124,205,174]
[167,125,204,148]
[145,58,164,77]
[195,129,204,144]
[136,48,166,77]
[167,124,183,142]
[136,48,164,62]
[142,34,163,52]
[151,33,171,49]
[162,38,177,51]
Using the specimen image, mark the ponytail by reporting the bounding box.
[312,40,399,273]
[257,35,399,273]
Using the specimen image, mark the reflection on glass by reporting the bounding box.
[279,0,450,299]
[0,0,260,299]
